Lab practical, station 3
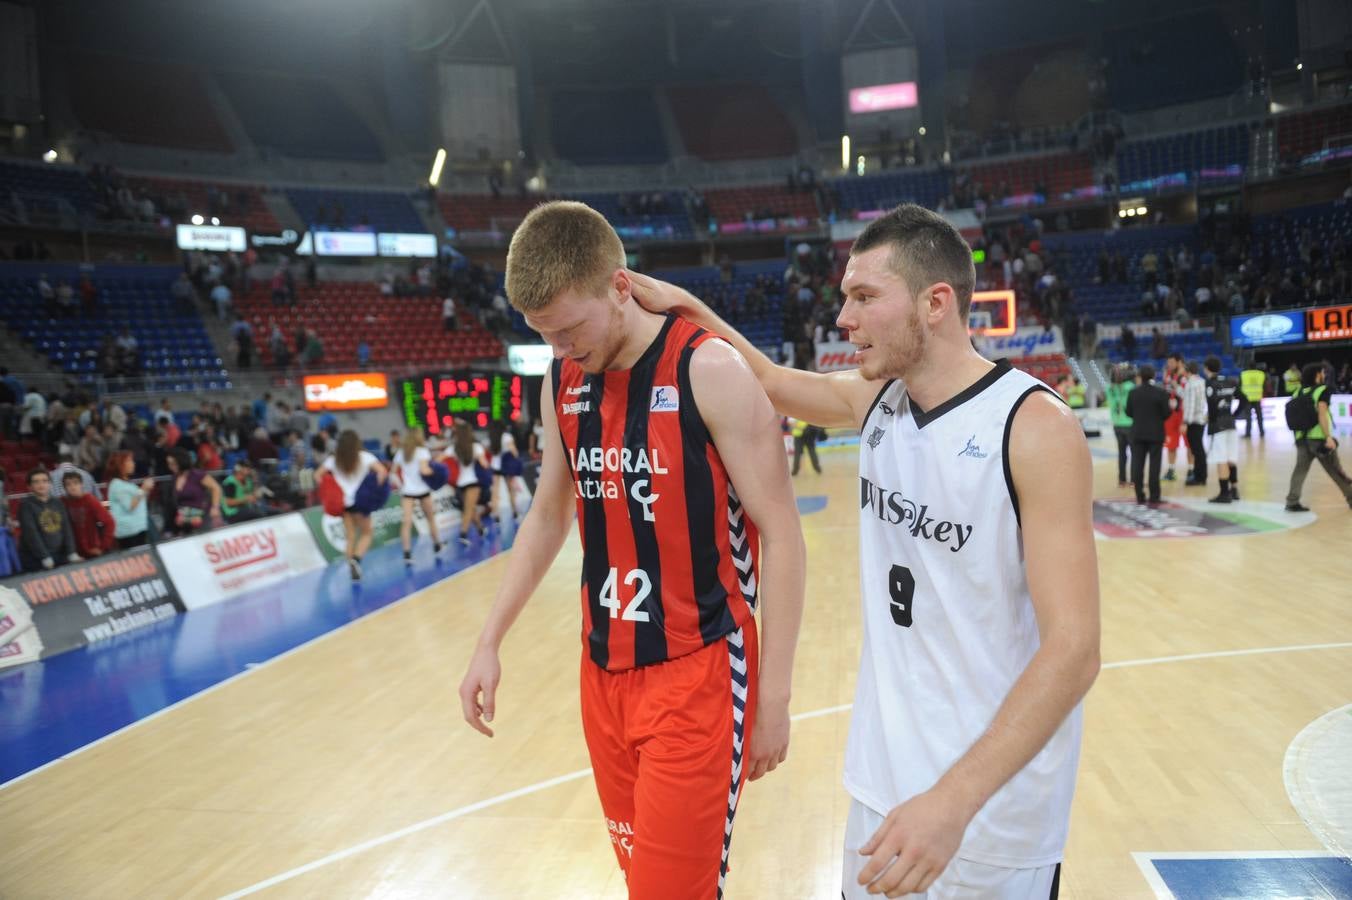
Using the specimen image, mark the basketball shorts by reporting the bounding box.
[1163,408,1184,450]
[842,799,1061,899]
[1208,428,1239,465]
[580,619,759,900]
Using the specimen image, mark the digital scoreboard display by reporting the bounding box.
[400,372,523,434]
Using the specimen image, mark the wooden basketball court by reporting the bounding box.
[2,431,1350,898]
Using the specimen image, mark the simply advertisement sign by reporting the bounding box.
[156,513,326,609]
[0,547,184,668]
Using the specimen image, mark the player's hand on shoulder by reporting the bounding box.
[458,645,501,738]
[626,269,698,316]
[746,700,790,782]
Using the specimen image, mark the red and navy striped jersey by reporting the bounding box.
[553,315,760,672]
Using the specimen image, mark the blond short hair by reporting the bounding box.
[505,201,625,312]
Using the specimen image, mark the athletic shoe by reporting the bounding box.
[458,534,471,547]
[403,551,413,565]
[348,558,363,580]
[1284,503,1310,512]
[1231,487,1240,500]
[1208,491,1232,504]
[1163,470,1177,482]
[433,543,443,554]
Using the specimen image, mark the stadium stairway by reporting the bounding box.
[0,324,61,381]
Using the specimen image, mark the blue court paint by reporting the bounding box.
[0,529,513,786]
[1152,856,1352,899]
[795,495,828,516]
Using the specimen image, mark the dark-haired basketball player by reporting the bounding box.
[632,203,1100,899]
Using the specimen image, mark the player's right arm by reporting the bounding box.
[627,270,878,428]
[459,370,576,737]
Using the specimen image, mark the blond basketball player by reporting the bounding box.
[630,203,1100,899]
[459,202,806,899]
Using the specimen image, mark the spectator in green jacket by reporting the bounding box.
[1105,364,1135,487]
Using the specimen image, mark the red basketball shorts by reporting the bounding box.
[1164,408,1184,450]
[580,619,759,900]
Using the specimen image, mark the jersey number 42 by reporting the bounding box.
[599,567,653,622]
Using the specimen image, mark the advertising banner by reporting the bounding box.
[814,340,858,373]
[0,547,184,668]
[1229,311,1306,348]
[175,224,246,252]
[301,488,461,561]
[1305,304,1352,343]
[156,513,326,610]
[302,373,390,411]
[977,325,1065,360]
[377,233,438,258]
[848,81,918,113]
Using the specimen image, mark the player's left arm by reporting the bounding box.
[857,392,1100,897]
[690,338,807,783]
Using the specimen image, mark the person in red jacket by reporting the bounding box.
[59,471,116,558]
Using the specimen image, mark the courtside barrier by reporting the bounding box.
[0,547,183,669]
[156,511,326,610]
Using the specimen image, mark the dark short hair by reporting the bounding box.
[27,467,49,485]
[62,471,83,486]
[1301,363,1324,387]
[169,447,193,471]
[1204,355,1221,374]
[1138,364,1156,381]
[1168,352,1184,362]
[1185,361,1200,375]
[851,203,977,319]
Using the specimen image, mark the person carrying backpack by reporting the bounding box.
[1284,363,1352,512]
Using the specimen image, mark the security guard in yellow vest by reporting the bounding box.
[1282,363,1302,396]
[1240,363,1266,438]
[1066,378,1087,410]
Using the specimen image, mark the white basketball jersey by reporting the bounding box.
[845,360,1084,869]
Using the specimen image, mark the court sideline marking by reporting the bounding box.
[0,553,503,792]
[218,640,1352,899]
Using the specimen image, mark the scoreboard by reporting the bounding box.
[400,371,523,434]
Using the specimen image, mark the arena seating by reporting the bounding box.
[1249,201,1352,274]
[3,438,55,520]
[1116,123,1251,186]
[829,169,951,215]
[285,188,423,233]
[64,54,233,153]
[961,151,1095,201]
[123,175,280,233]
[568,192,694,240]
[235,282,503,367]
[1275,103,1352,164]
[665,85,798,161]
[1097,330,1237,376]
[0,160,98,215]
[702,185,818,230]
[1012,354,1071,387]
[1040,224,1197,324]
[438,194,541,234]
[217,71,383,162]
[0,264,223,385]
[658,259,788,349]
[551,90,668,165]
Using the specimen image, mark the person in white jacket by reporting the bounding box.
[1181,360,1209,487]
